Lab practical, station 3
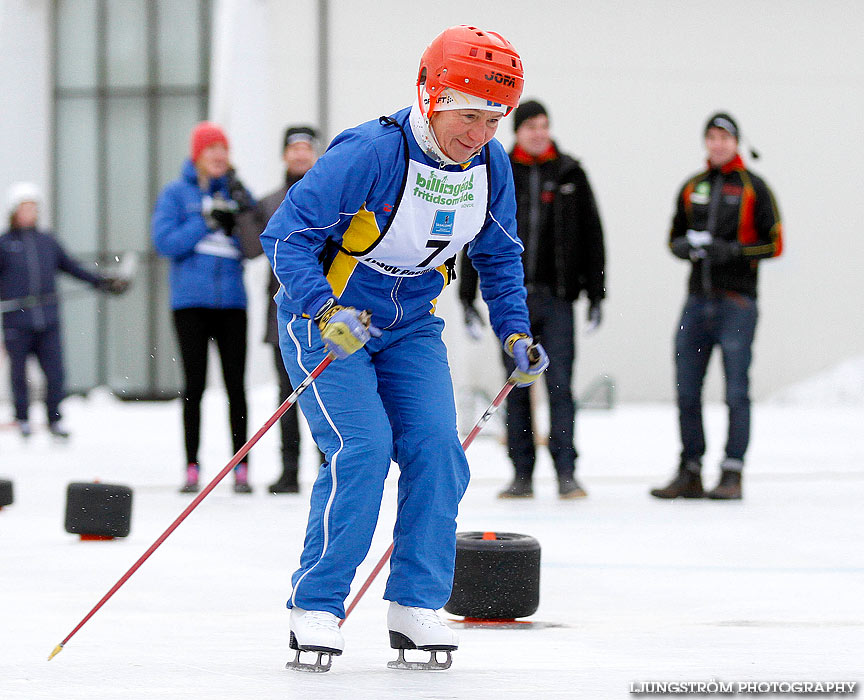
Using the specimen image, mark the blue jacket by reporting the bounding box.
[0,227,102,330]
[260,107,530,344]
[152,159,248,310]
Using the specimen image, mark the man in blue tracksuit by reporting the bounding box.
[1,182,127,437]
[260,26,548,671]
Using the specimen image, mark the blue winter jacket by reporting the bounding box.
[260,107,530,344]
[151,159,249,310]
[0,227,102,330]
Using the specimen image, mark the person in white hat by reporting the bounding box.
[0,182,127,438]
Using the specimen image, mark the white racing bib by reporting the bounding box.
[357,158,488,277]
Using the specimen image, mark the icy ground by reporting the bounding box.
[1,386,862,699]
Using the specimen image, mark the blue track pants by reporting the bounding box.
[278,310,470,618]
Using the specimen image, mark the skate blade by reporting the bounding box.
[387,648,452,671]
[285,649,335,673]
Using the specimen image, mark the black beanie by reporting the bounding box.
[704,112,739,139]
[513,100,548,132]
[283,125,319,150]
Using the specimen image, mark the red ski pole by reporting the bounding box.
[340,369,520,626]
[48,352,335,660]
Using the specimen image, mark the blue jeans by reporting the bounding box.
[503,289,577,479]
[675,293,758,466]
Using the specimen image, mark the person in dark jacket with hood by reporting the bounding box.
[152,121,257,494]
[238,125,325,494]
[459,99,606,500]
[1,182,127,438]
[650,112,782,501]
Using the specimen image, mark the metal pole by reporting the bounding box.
[317,0,329,141]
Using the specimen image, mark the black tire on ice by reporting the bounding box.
[0,479,13,508]
[444,531,541,619]
[64,482,133,537]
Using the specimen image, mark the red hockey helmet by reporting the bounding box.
[417,25,524,117]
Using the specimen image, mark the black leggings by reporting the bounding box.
[173,308,248,465]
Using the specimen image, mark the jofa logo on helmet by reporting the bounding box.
[484,71,516,87]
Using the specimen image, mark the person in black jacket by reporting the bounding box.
[1,182,127,438]
[650,113,783,501]
[459,100,606,499]
[238,125,324,494]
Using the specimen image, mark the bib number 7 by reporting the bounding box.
[418,239,449,268]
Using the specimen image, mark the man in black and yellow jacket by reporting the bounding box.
[651,112,783,501]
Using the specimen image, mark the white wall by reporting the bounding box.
[6,0,863,404]
[0,0,52,220]
[217,0,864,403]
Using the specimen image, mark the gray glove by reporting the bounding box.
[670,236,693,260]
[704,239,741,264]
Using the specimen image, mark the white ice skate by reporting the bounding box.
[285,607,344,673]
[386,602,458,670]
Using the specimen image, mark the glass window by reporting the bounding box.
[55,0,98,89]
[106,97,150,252]
[157,96,202,187]
[157,0,202,87]
[106,0,149,88]
[55,99,99,253]
[61,292,100,392]
[106,280,149,395]
[54,0,210,397]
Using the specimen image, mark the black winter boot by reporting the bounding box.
[558,476,587,499]
[650,460,704,499]
[269,468,300,494]
[705,469,742,500]
[497,476,533,499]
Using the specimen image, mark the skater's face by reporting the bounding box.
[705,127,738,168]
[430,109,502,163]
[515,113,552,157]
[196,143,230,179]
[283,141,318,177]
[13,201,38,228]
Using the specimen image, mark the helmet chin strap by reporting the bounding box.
[409,89,474,166]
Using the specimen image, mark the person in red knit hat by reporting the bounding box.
[190,122,229,162]
[152,121,257,494]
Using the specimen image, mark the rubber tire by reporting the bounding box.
[0,479,13,507]
[64,482,133,537]
[444,531,541,619]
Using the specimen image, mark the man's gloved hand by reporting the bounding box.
[226,169,255,213]
[703,238,741,265]
[670,236,694,260]
[586,300,603,333]
[202,195,238,233]
[505,332,550,387]
[462,302,485,341]
[99,277,129,295]
[315,298,382,359]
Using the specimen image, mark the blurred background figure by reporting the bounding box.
[459,99,606,500]
[651,112,783,501]
[0,182,128,439]
[238,125,325,494]
[151,122,257,495]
